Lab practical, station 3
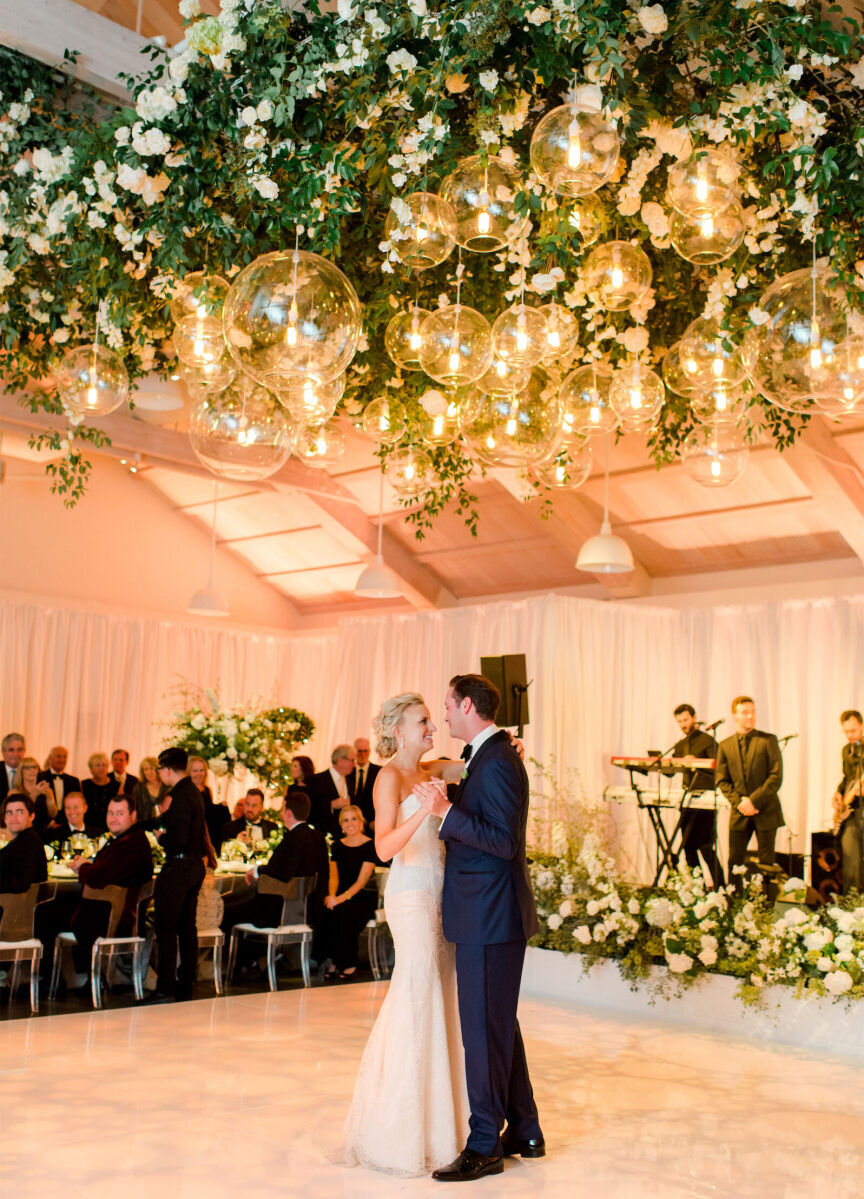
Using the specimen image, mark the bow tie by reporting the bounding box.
[461,745,473,762]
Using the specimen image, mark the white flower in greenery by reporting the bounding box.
[478,70,499,93]
[816,956,833,972]
[586,899,600,917]
[825,969,853,995]
[848,58,864,88]
[786,63,804,82]
[336,0,355,17]
[666,951,693,974]
[386,49,417,75]
[636,5,668,36]
[646,896,677,928]
[419,389,448,416]
[132,127,171,156]
[628,898,641,915]
[527,6,552,23]
[573,925,592,945]
[135,85,178,123]
[547,914,563,931]
[114,126,131,146]
[621,326,650,355]
[179,0,201,16]
[169,52,193,83]
[834,933,855,952]
[408,0,427,13]
[252,175,279,200]
[803,928,832,952]
[559,900,574,918]
[239,106,258,127]
[256,100,274,122]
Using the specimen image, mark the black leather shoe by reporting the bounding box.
[432,1148,504,1182]
[500,1132,546,1158]
[138,991,174,1005]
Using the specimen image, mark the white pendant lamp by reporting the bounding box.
[576,436,634,574]
[355,468,403,599]
[188,482,229,616]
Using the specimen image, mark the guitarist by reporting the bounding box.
[832,709,864,894]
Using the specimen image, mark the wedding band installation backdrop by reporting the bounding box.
[2,589,861,851]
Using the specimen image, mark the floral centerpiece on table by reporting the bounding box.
[166,686,314,791]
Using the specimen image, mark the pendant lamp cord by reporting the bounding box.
[603,434,611,525]
[208,481,219,587]
[376,467,385,563]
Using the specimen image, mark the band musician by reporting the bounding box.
[715,696,784,891]
[832,709,864,894]
[671,704,724,889]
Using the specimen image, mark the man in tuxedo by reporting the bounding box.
[349,738,380,828]
[307,744,356,838]
[37,746,81,814]
[221,788,278,844]
[0,732,25,803]
[671,704,724,889]
[0,793,48,893]
[68,793,153,972]
[715,695,784,888]
[109,749,138,798]
[417,673,543,1183]
[44,791,100,846]
[831,708,864,893]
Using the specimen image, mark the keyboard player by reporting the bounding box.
[672,704,724,889]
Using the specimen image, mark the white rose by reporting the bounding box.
[478,70,499,93]
[240,106,258,127]
[419,389,448,416]
[666,951,693,974]
[386,49,417,75]
[256,100,274,122]
[748,306,770,326]
[573,925,592,945]
[527,7,552,24]
[825,969,853,995]
[558,899,573,918]
[547,914,563,931]
[408,0,427,13]
[637,4,668,36]
[816,956,833,972]
[114,126,131,145]
[786,63,804,81]
[252,175,279,200]
[179,0,200,16]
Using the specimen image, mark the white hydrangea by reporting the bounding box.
[573,925,592,945]
[666,951,693,974]
[179,0,200,16]
[131,126,171,156]
[478,69,499,92]
[824,969,853,995]
[547,913,563,931]
[251,175,279,200]
[636,4,668,36]
[135,86,178,123]
[527,6,552,23]
[31,146,75,184]
[386,49,418,75]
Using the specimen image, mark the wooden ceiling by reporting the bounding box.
[67,0,220,46]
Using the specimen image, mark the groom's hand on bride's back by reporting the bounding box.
[509,735,525,760]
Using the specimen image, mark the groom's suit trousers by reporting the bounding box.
[455,939,542,1156]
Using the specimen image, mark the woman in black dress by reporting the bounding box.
[81,752,118,832]
[322,805,378,979]
[290,755,316,789]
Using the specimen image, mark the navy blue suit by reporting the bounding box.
[439,729,541,1156]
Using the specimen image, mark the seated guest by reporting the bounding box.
[290,755,316,790]
[81,753,120,832]
[38,747,81,818]
[109,749,138,798]
[307,744,356,838]
[222,789,278,845]
[134,757,169,822]
[0,732,26,804]
[45,791,100,848]
[14,756,57,833]
[0,793,48,894]
[67,794,154,975]
[189,755,229,852]
[320,805,378,980]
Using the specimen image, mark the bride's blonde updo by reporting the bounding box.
[373,692,426,759]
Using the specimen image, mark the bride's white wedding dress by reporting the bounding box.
[337,793,469,1176]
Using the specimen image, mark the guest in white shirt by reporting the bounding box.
[38,747,82,817]
[308,744,356,837]
[0,731,25,803]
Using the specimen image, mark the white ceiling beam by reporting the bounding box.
[781,416,864,565]
[0,0,152,101]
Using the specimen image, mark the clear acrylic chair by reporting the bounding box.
[364,867,392,981]
[197,928,225,995]
[0,882,52,1014]
[226,873,317,990]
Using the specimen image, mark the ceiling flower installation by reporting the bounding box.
[1,0,864,532]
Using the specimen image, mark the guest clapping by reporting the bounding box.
[321,805,378,980]
[109,749,138,798]
[134,757,168,822]
[14,756,55,832]
[81,753,119,832]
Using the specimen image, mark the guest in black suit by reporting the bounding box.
[307,744,356,838]
[0,732,26,804]
[222,788,278,845]
[715,695,784,888]
[68,793,154,974]
[109,748,139,798]
[348,738,381,829]
[671,704,724,889]
[831,709,864,893]
[81,753,120,833]
[141,747,209,1003]
[44,791,101,847]
[188,755,229,851]
[290,755,316,790]
[38,746,81,819]
[0,792,48,893]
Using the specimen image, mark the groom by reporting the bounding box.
[417,673,544,1181]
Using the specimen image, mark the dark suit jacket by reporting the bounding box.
[257,822,330,926]
[109,772,139,798]
[347,763,381,826]
[37,770,82,804]
[0,828,48,893]
[145,776,208,858]
[837,742,864,799]
[221,816,278,843]
[74,823,153,938]
[44,818,101,846]
[715,730,784,831]
[307,770,354,838]
[439,729,538,945]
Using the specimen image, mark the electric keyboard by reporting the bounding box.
[610,755,715,773]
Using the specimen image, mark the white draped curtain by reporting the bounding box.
[3,591,862,865]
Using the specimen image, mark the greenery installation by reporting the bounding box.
[2,0,864,533]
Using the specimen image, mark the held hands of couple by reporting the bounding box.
[415,777,450,819]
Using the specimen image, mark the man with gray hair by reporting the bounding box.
[307,743,356,837]
[0,732,25,804]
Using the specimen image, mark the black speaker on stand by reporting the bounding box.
[480,654,530,737]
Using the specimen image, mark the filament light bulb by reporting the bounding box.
[712,356,724,378]
[448,350,461,372]
[86,384,99,408]
[433,415,444,436]
[611,264,624,289]
[477,209,490,235]
[695,166,709,203]
[590,403,601,424]
[710,458,721,478]
[700,215,714,238]
[547,328,561,349]
[567,123,582,170]
[629,387,643,410]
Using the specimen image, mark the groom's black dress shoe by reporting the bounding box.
[500,1132,546,1158]
[432,1148,504,1182]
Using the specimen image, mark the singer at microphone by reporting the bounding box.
[671,703,724,889]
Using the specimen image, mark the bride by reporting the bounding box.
[336,692,469,1176]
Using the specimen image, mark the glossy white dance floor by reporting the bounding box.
[4,983,864,1198]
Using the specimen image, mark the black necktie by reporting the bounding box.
[461,745,473,762]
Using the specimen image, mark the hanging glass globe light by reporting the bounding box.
[385,447,435,498]
[681,421,748,487]
[669,200,746,265]
[459,385,562,469]
[583,241,653,311]
[362,396,407,444]
[538,303,579,364]
[295,422,347,469]
[558,362,617,436]
[609,359,665,425]
[172,314,227,367]
[179,356,237,396]
[666,149,740,220]
[745,265,857,416]
[188,379,295,481]
[560,195,604,246]
[383,193,457,270]
[679,316,747,391]
[533,441,593,490]
[439,155,528,253]
[223,248,362,385]
[169,272,230,325]
[418,304,493,385]
[529,104,620,197]
[690,381,744,424]
[421,394,461,447]
[491,303,548,367]
[56,343,129,417]
[476,354,532,397]
[661,342,699,396]
[833,337,864,411]
[268,371,345,425]
[384,306,430,371]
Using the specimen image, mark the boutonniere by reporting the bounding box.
[461,769,468,780]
